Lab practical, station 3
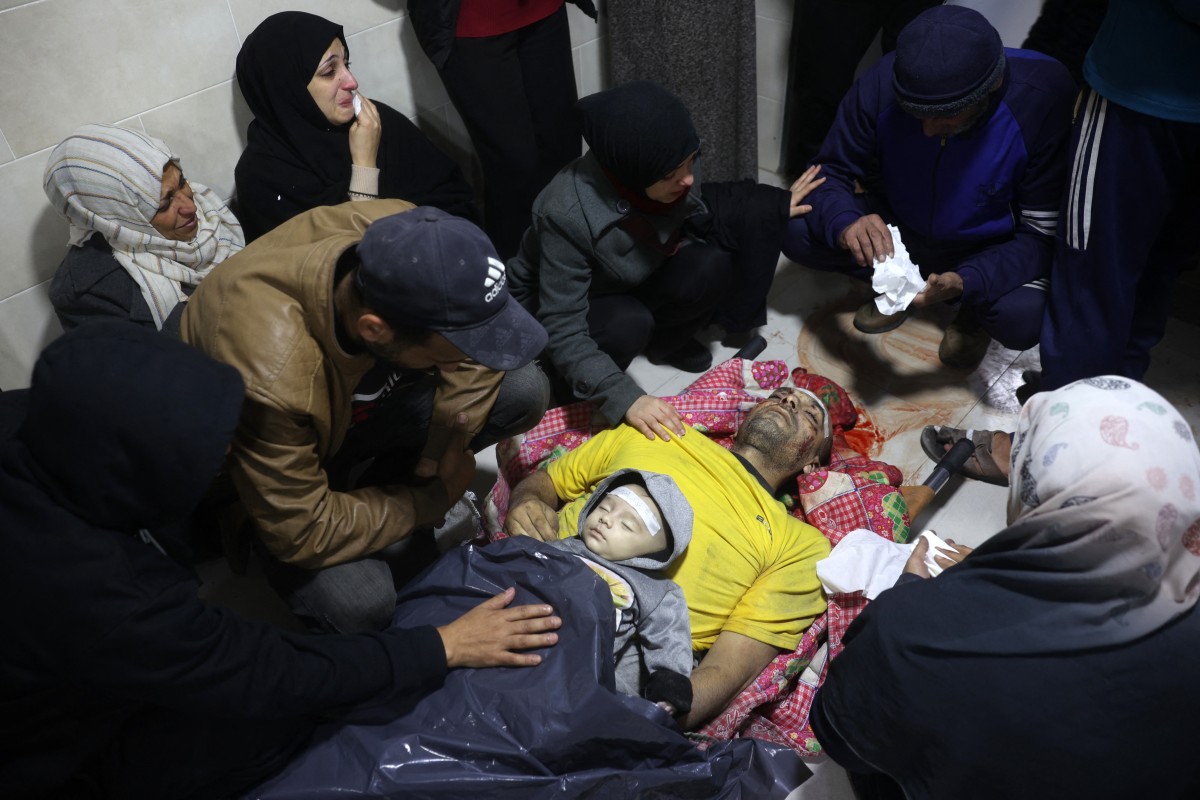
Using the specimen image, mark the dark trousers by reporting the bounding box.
[260,363,550,633]
[781,0,941,175]
[590,242,735,369]
[783,210,1045,352]
[1020,0,1109,86]
[57,709,312,800]
[437,5,582,259]
[1041,88,1200,390]
[545,242,734,405]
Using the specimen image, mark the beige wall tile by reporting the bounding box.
[575,37,606,99]
[112,117,148,134]
[756,0,794,24]
[0,128,14,164]
[0,150,72,299]
[756,14,790,103]
[140,81,249,201]
[0,281,61,390]
[227,0,403,41]
[572,48,584,100]
[757,95,783,174]
[347,17,449,121]
[0,0,240,158]
[567,1,602,48]
[952,0,1042,47]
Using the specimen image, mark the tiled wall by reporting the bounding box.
[0,0,607,389]
[0,0,1038,389]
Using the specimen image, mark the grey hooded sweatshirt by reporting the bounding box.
[552,468,693,697]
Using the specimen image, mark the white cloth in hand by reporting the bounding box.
[871,224,924,315]
[816,529,962,598]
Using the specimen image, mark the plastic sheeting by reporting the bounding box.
[247,538,811,799]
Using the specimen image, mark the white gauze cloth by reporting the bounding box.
[43,123,244,329]
[871,224,924,315]
[816,529,962,599]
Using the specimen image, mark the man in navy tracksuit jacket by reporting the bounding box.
[783,5,1075,368]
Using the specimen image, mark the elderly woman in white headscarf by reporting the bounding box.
[810,376,1200,800]
[43,123,243,334]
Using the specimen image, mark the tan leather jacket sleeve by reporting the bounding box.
[230,400,453,569]
[418,359,504,463]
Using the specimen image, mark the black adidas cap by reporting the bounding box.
[356,207,547,371]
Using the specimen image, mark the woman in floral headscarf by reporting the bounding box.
[44,123,243,334]
[812,376,1200,800]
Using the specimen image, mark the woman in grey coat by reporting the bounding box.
[508,81,823,440]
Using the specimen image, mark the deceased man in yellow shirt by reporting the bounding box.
[506,387,834,729]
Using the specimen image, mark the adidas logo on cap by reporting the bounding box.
[483,256,507,303]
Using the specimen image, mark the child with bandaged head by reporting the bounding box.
[551,469,694,716]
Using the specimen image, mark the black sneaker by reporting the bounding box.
[1015,370,1042,405]
[648,339,713,373]
[938,311,990,368]
[853,297,910,334]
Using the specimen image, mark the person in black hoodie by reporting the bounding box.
[0,321,560,800]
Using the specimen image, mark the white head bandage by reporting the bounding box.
[793,387,832,442]
[608,486,662,536]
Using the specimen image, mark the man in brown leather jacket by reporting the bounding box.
[182,202,549,632]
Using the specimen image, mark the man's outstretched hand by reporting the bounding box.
[436,587,561,669]
[910,272,964,308]
[506,497,559,541]
[839,213,894,267]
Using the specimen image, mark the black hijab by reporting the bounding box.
[577,81,700,192]
[234,12,477,241]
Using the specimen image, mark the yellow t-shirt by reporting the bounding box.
[547,425,830,652]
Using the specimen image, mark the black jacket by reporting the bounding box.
[0,322,446,798]
[47,236,187,336]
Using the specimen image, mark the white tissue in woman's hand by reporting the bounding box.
[920,530,960,578]
[871,224,924,315]
[352,92,362,117]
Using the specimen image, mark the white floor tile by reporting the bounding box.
[785,754,856,800]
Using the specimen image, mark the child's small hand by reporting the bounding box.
[655,700,677,715]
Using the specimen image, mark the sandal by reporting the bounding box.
[919,425,1011,486]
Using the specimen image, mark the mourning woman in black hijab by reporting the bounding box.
[508,81,824,440]
[234,11,478,242]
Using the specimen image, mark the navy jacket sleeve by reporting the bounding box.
[64,543,446,719]
[957,58,1076,305]
[803,66,886,250]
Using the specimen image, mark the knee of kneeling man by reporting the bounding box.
[497,362,552,429]
[321,590,397,634]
